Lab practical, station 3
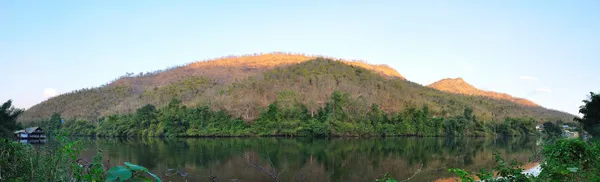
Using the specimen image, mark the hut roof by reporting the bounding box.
[14,127,42,134]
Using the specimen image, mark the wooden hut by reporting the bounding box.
[14,127,46,139]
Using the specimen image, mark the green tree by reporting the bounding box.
[135,104,157,128]
[158,99,187,136]
[542,121,563,138]
[538,139,600,181]
[463,107,475,121]
[368,104,384,126]
[327,91,351,122]
[0,100,23,138]
[575,92,600,138]
[46,112,63,135]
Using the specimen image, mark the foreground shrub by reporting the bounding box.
[538,139,600,181]
[444,138,600,182]
[0,135,159,182]
[0,139,31,181]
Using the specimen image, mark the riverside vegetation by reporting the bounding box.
[0,100,161,182]
[371,92,600,181]
[0,95,544,182]
[1,91,598,181]
[1,100,161,181]
[435,92,600,181]
[19,55,574,137]
[0,136,162,182]
[440,138,600,182]
[26,91,539,137]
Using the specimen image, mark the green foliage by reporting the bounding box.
[490,152,532,181]
[449,138,600,182]
[1,134,159,182]
[85,151,106,181]
[36,90,540,137]
[27,112,63,135]
[375,172,398,182]
[0,133,97,181]
[0,138,31,181]
[487,117,537,137]
[538,139,600,181]
[0,100,23,138]
[447,168,475,182]
[248,91,535,137]
[62,118,97,136]
[449,152,534,182]
[91,99,250,137]
[107,166,132,181]
[107,162,162,182]
[542,121,563,138]
[575,92,600,138]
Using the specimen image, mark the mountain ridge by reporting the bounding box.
[428,77,539,107]
[110,53,404,90]
[19,53,574,123]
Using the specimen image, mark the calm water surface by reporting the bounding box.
[73,137,540,182]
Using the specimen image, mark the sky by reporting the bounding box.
[1,0,599,116]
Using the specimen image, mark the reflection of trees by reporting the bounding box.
[79,137,539,182]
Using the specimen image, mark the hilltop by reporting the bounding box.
[110,53,404,90]
[428,78,538,106]
[19,53,574,124]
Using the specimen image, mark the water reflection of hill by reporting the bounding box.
[78,137,538,182]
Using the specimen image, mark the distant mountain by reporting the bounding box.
[19,53,574,123]
[428,78,538,106]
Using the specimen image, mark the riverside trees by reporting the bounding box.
[30,91,540,137]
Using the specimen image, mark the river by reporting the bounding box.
[71,137,540,182]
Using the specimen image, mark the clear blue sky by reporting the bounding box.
[1,0,599,116]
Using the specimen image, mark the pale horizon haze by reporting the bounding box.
[1,0,599,116]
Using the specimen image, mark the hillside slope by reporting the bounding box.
[19,53,573,123]
[428,78,538,106]
[110,53,404,90]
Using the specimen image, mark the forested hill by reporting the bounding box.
[428,78,539,107]
[19,53,574,124]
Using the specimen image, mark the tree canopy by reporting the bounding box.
[542,121,563,138]
[27,91,541,138]
[575,92,600,137]
[0,100,23,138]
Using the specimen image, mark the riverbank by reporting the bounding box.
[28,94,541,138]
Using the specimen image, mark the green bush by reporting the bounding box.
[538,139,600,181]
[447,139,600,182]
[0,139,31,181]
[0,135,160,182]
[541,121,563,138]
[448,152,534,182]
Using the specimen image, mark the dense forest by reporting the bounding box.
[29,90,540,137]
